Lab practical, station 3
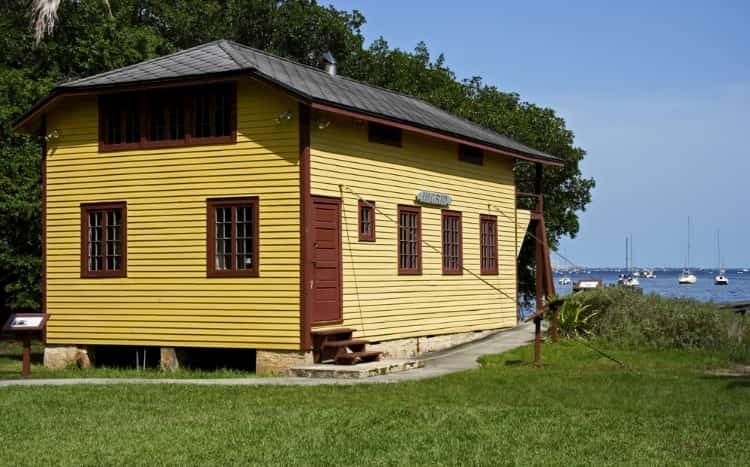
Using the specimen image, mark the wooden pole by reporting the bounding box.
[22,333,31,378]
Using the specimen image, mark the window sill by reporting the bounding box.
[398,270,422,276]
[207,270,259,278]
[99,135,236,153]
[442,270,463,276]
[81,271,127,279]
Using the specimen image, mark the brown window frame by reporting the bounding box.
[358,200,376,242]
[480,214,499,275]
[207,197,260,278]
[397,205,422,275]
[442,210,463,275]
[80,202,127,278]
[99,83,237,152]
[368,122,402,147]
[458,144,484,165]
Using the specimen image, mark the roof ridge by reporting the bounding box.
[216,40,255,69]
[226,40,441,105]
[224,40,335,76]
[59,41,231,88]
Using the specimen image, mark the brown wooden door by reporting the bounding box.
[311,196,342,324]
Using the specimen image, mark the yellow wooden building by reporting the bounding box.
[14,40,561,372]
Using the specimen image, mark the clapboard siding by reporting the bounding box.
[311,113,522,342]
[45,77,301,349]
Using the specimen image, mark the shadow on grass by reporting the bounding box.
[1,353,43,364]
[726,380,750,390]
[700,374,750,390]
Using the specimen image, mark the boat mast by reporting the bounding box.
[625,236,629,272]
[687,216,691,271]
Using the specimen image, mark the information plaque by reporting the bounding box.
[2,313,47,378]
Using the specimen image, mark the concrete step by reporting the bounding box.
[290,359,424,379]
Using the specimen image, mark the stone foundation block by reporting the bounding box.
[368,329,501,359]
[160,347,180,372]
[43,346,92,369]
[256,350,313,376]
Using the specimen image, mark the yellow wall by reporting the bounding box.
[45,78,301,349]
[311,113,521,342]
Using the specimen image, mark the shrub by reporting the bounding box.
[566,287,750,361]
[554,300,597,337]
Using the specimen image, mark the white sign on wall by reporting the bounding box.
[415,191,452,207]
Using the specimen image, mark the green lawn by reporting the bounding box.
[1,340,748,466]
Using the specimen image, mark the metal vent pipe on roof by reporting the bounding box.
[323,51,337,76]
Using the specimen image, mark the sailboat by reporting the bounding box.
[618,236,640,288]
[679,217,697,285]
[714,231,729,286]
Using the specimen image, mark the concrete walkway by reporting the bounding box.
[0,323,534,388]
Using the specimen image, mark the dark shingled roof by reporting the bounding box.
[48,41,561,163]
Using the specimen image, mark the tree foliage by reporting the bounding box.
[0,0,592,311]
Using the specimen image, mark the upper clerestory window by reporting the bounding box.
[458,144,484,165]
[368,122,402,147]
[99,83,236,152]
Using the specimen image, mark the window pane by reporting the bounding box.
[360,206,371,235]
[106,209,122,271]
[481,218,497,272]
[368,122,402,147]
[215,207,232,270]
[88,211,103,271]
[193,86,232,138]
[148,94,184,141]
[124,106,140,143]
[398,209,419,272]
[442,213,461,272]
[103,97,140,146]
[105,108,121,145]
[236,206,254,270]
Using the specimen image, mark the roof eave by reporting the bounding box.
[309,101,564,166]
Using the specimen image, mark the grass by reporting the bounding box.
[0,339,255,380]
[1,340,749,466]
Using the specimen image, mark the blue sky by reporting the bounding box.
[326,0,750,268]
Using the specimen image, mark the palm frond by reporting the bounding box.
[32,0,61,47]
[32,0,112,48]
